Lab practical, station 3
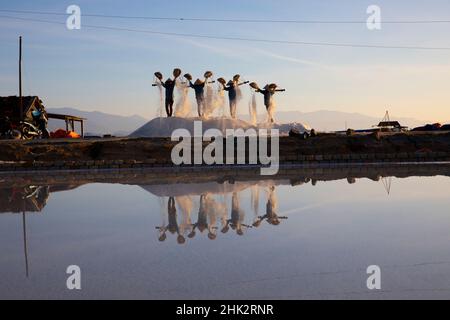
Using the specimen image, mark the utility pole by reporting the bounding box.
[19,36,23,120]
[22,209,29,278]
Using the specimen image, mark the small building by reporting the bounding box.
[0,96,86,137]
[0,96,43,122]
[46,113,86,137]
[376,121,408,132]
[0,186,49,214]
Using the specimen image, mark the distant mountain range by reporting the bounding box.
[47,108,147,136]
[47,107,429,136]
[249,110,428,132]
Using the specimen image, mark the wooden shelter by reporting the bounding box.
[46,113,86,137]
[376,121,408,132]
[0,96,86,137]
[0,96,42,122]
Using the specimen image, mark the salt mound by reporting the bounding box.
[140,180,287,197]
[130,117,310,138]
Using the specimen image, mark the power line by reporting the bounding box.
[1,8,450,24]
[2,15,450,51]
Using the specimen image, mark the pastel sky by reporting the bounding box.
[1,0,449,122]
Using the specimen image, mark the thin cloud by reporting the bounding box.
[176,37,253,61]
[251,48,331,68]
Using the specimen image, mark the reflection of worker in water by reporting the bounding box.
[205,194,221,240]
[175,196,193,237]
[156,197,185,244]
[253,186,287,227]
[222,192,251,236]
[189,194,209,239]
[255,84,285,123]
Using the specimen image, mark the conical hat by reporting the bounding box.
[154,72,163,80]
[269,218,280,225]
[217,77,226,85]
[249,82,259,90]
[173,68,182,78]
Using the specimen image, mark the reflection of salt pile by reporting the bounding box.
[140,181,252,197]
[250,185,260,218]
[175,196,193,235]
[130,117,310,138]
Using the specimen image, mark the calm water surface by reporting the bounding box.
[1,167,450,299]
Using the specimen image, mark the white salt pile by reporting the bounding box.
[130,116,310,138]
[140,180,287,197]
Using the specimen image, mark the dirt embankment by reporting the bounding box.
[0,131,449,165]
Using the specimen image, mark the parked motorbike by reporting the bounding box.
[0,117,22,140]
[19,120,43,140]
[0,115,49,140]
[18,109,49,140]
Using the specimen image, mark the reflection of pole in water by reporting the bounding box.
[157,196,166,238]
[22,210,29,278]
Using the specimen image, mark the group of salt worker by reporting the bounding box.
[153,68,285,123]
[156,186,287,245]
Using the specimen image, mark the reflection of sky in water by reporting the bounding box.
[1,176,450,299]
